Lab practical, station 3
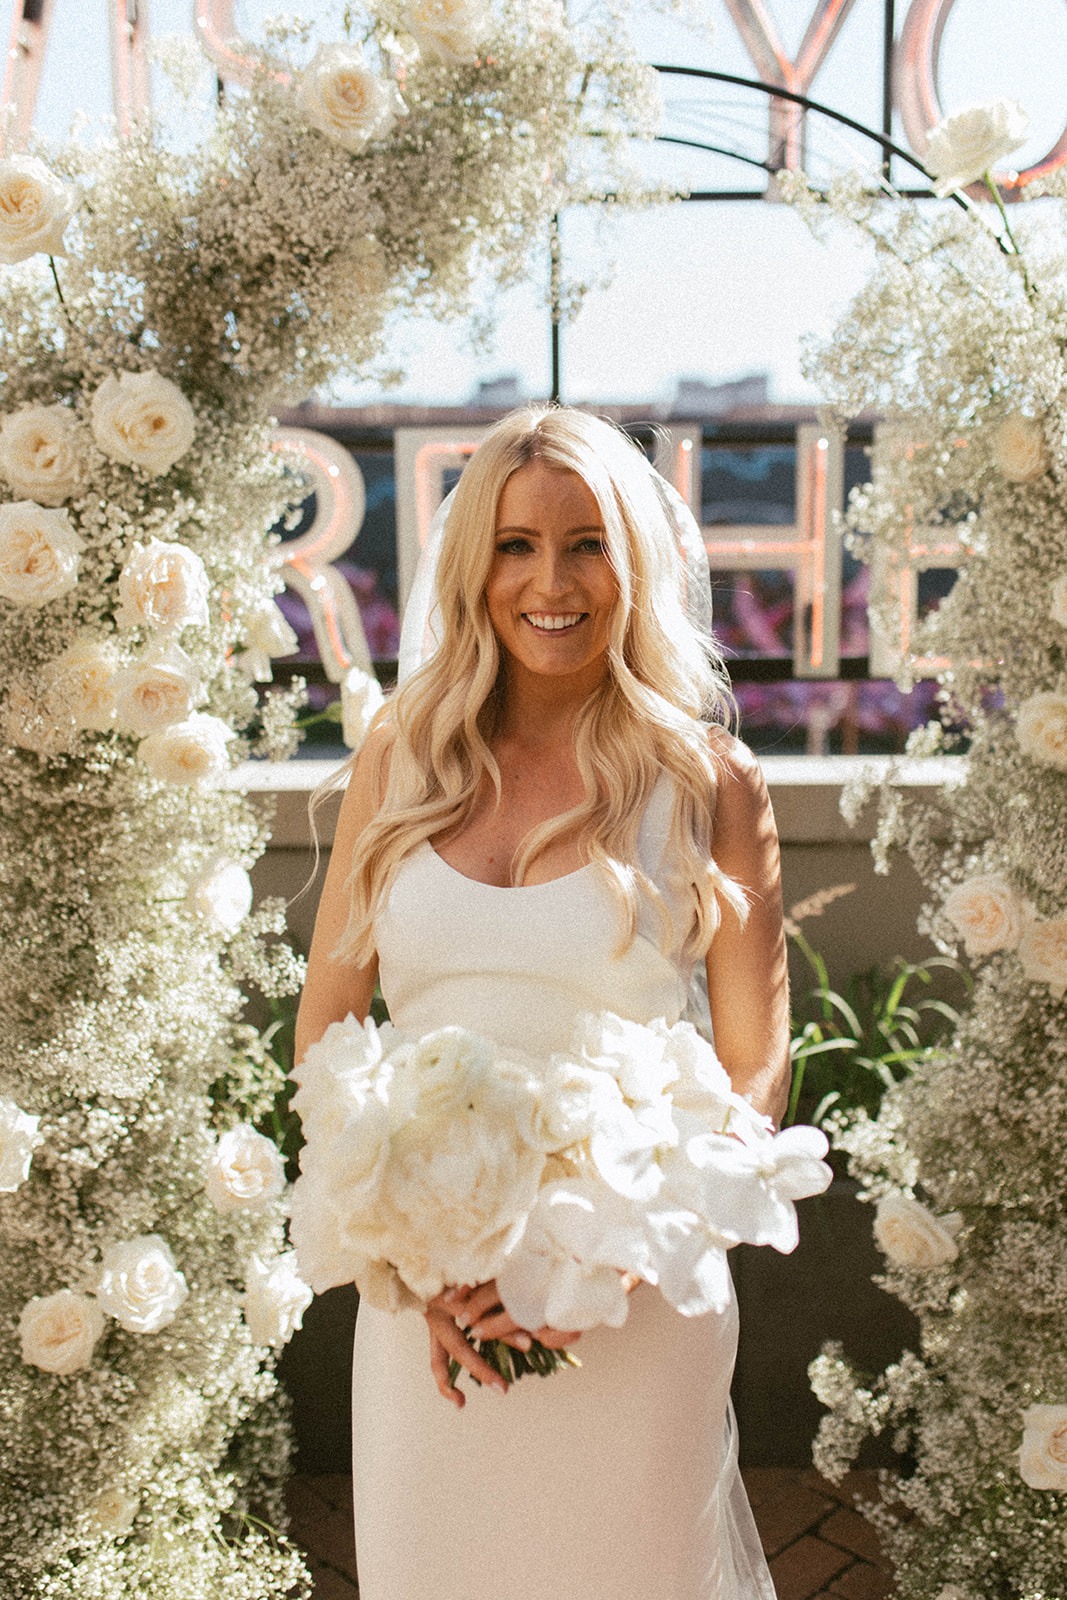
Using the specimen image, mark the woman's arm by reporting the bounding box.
[705,733,791,1126]
[293,730,389,1066]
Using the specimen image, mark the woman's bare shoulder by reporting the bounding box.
[704,723,763,788]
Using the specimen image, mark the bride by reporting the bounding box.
[295,406,788,1599]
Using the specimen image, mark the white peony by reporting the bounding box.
[95,1234,188,1334]
[1051,574,1067,630]
[89,1486,139,1536]
[405,0,492,63]
[289,1168,386,1295]
[0,1097,42,1191]
[137,713,233,787]
[0,404,86,505]
[297,43,405,151]
[1019,1404,1067,1490]
[1017,691,1067,772]
[236,599,298,682]
[116,537,210,632]
[1017,1408,1067,1491]
[1018,919,1067,1000]
[341,666,385,750]
[241,1252,313,1349]
[873,1193,963,1268]
[43,637,119,732]
[187,858,253,934]
[204,1124,287,1214]
[0,156,75,263]
[113,641,202,737]
[497,1179,648,1333]
[942,874,1027,957]
[91,371,196,476]
[0,501,83,608]
[993,414,1049,484]
[923,98,1029,195]
[19,1289,105,1374]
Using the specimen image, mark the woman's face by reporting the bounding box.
[486,459,619,694]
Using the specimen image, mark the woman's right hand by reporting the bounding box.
[424,1283,581,1408]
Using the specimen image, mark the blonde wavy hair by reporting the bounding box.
[335,405,747,965]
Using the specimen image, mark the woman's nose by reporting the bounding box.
[533,546,569,596]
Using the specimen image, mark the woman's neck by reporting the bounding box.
[493,660,606,747]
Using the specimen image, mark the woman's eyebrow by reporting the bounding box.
[494,522,606,535]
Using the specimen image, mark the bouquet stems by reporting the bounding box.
[448,1336,582,1390]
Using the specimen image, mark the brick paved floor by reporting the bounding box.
[286,1467,890,1599]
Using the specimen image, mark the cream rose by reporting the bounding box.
[91,371,196,477]
[236,599,298,682]
[113,641,202,737]
[0,156,74,264]
[187,858,253,935]
[942,874,1027,957]
[90,1487,139,1536]
[1019,1404,1067,1490]
[241,1252,313,1349]
[116,537,210,632]
[992,414,1049,484]
[44,637,119,733]
[95,1234,188,1334]
[0,1097,42,1191]
[924,98,1029,195]
[0,404,86,506]
[1018,919,1067,999]
[137,713,233,787]
[405,0,492,62]
[0,501,83,608]
[204,1124,287,1215]
[1017,691,1067,772]
[341,665,385,750]
[1051,574,1067,630]
[873,1193,963,1268]
[19,1289,105,1374]
[297,43,404,151]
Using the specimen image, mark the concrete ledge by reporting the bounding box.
[231,754,965,850]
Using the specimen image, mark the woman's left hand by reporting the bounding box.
[440,1280,583,1353]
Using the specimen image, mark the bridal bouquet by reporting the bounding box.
[289,1011,831,1382]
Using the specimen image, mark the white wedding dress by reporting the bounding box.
[352,783,776,1600]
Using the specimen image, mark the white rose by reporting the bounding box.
[1052,574,1067,630]
[187,858,253,934]
[116,537,210,632]
[873,1193,962,1268]
[1017,691,1067,772]
[923,98,1029,195]
[113,641,202,737]
[341,666,385,750]
[137,712,233,787]
[95,1234,188,1333]
[1018,919,1067,999]
[91,371,196,476]
[1019,1404,1067,1490]
[90,1486,139,1536]
[205,1124,287,1214]
[0,156,75,264]
[0,1097,42,1191]
[241,1252,313,1349]
[942,874,1027,956]
[297,44,404,151]
[236,599,298,682]
[43,637,119,732]
[19,1288,104,1374]
[0,404,86,505]
[993,414,1049,484]
[405,0,492,63]
[0,501,83,607]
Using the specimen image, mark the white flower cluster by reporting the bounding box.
[786,99,1067,1600]
[289,1012,831,1333]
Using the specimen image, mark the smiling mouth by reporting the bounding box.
[523,612,586,632]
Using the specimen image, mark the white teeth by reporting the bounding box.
[525,612,583,631]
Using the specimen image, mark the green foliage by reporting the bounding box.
[786,927,969,1129]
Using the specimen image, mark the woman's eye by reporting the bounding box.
[575,537,606,554]
[495,537,532,554]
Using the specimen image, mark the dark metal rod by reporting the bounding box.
[882,0,896,179]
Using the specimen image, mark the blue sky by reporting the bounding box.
[21,0,1067,405]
